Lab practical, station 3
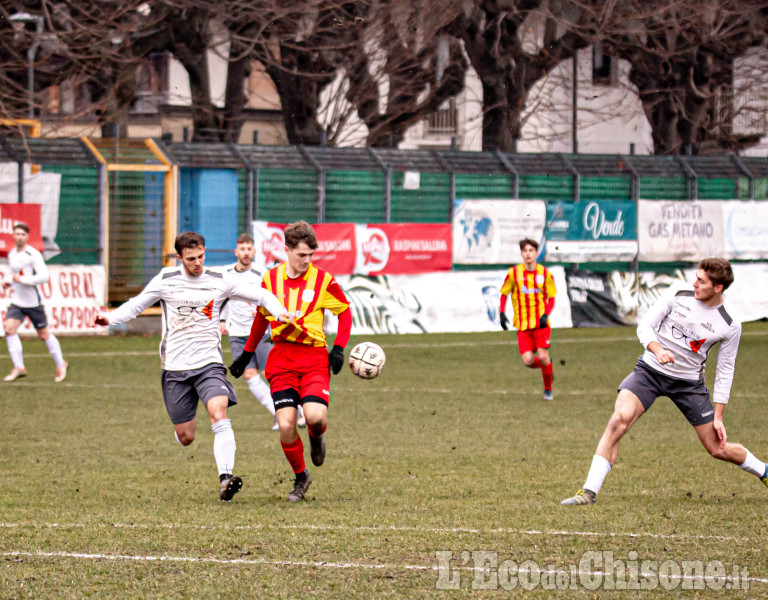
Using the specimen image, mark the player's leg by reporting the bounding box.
[3,313,26,380]
[536,344,553,400]
[232,335,275,424]
[198,365,242,501]
[694,423,768,487]
[300,360,332,469]
[561,389,646,505]
[35,317,68,382]
[273,388,312,501]
[162,370,200,446]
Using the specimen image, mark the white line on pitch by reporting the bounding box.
[0,521,764,543]
[3,550,767,585]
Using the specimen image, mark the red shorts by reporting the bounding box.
[517,327,551,354]
[265,342,331,403]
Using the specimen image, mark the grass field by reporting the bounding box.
[1,323,768,598]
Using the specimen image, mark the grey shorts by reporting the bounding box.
[6,304,47,329]
[229,334,272,372]
[161,363,237,425]
[618,358,715,426]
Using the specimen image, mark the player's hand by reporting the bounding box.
[91,314,109,327]
[328,345,344,375]
[219,322,228,336]
[12,273,21,283]
[655,348,675,365]
[499,313,509,331]
[713,417,727,448]
[275,312,294,324]
[539,314,549,328]
[229,350,254,378]
[1,281,10,289]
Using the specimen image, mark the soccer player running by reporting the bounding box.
[499,238,556,400]
[91,232,291,502]
[2,223,68,383]
[229,220,352,502]
[562,258,768,506]
[219,233,305,431]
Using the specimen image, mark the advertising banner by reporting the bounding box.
[335,266,571,334]
[0,265,107,335]
[355,223,451,275]
[637,200,725,262]
[566,269,626,327]
[452,199,546,264]
[0,203,43,255]
[545,200,638,262]
[722,201,768,260]
[252,221,451,275]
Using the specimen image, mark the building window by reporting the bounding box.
[425,98,457,136]
[592,42,613,86]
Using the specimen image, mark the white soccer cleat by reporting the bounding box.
[4,367,27,382]
[54,361,68,383]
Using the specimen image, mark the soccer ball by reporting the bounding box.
[348,342,386,379]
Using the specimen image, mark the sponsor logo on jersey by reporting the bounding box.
[701,322,714,333]
[201,299,214,320]
[302,289,315,302]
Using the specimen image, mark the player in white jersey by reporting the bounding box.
[2,223,68,383]
[562,258,768,505]
[219,233,305,430]
[91,232,291,502]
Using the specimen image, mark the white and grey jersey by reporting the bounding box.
[107,266,285,371]
[219,264,264,337]
[7,245,49,308]
[637,289,741,404]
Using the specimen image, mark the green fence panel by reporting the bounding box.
[752,178,768,200]
[638,176,687,200]
[325,170,384,223]
[455,173,514,199]
[257,169,316,222]
[580,176,631,200]
[41,165,100,265]
[698,178,736,199]
[390,172,451,222]
[519,175,573,200]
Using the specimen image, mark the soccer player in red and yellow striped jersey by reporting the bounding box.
[499,238,556,400]
[229,221,352,502]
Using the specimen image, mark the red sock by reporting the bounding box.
[309,424,327,439]
[281,437,306,474]
[529,357,543,369]
[542,362,553,390]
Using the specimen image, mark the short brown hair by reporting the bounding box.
[236,232,254,245]
[175,231,205,255]
[284,220,318,250]
[698,257,734,290]
[519,237,538,251]
[13,223,29,234]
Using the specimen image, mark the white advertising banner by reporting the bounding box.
[336,266,571,334]
[637,200,725,262]
[453,199,546,264]
[0,265,107,336]
[722,201,768,259]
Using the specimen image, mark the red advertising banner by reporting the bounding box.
[0,204,43,256]
[252,221,452,275]
[355,223,452,275]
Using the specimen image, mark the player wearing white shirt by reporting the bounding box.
[562,258,768,506]
[92,232,291,502]
[2,223,68,383]
[218,233,304,430]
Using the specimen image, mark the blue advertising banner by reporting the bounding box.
[545,200,638,262]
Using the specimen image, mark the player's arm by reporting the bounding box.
[91,274,163,326]
[219,299,229,335]
[226,276,291,323]
[539,270,556,328]
[499,272,514,330]
[637,293,676,364]
[18,252,49,285]
[328,308,352,374]
[229,310,269,378]
[712,322,741,415]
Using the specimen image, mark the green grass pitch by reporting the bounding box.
[1,323,767,598]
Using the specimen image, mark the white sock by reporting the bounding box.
[584,454,612,496]
[45,334,65,367]
[211,418,236,476]
[6,334,24,369]
[247,375,275,416]
[739,449,767,478]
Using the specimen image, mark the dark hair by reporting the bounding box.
[284,220,318,250]
[13,223,30,234]
[175,231,205,255]
[236,232,254,245]
[698,257,734,290]
[519,237,539,251]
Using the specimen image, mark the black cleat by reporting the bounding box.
[309,434,326,467]
[219,475,243,502]
[288,470,312,502]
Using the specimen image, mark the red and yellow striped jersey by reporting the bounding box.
[499,263,556,331]
[259,263,349,347]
